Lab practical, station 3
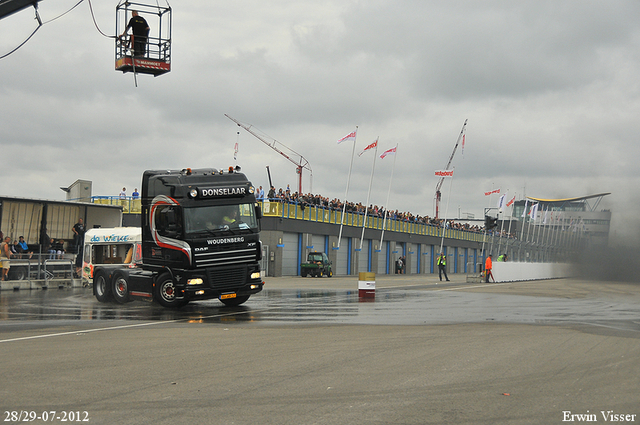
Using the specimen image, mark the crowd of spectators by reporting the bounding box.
[258,185,516,238]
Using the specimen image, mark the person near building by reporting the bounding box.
[437,252,449,281]
[72,218,85,254]
[485,254,494,283]
[1,236,12,281]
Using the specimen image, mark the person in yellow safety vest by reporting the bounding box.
[222,208,238,226]
[485,254,494,283]
[437,252,449,282]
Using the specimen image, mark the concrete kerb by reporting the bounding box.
[0,278,83,291]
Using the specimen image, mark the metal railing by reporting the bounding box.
[4,254,76,283]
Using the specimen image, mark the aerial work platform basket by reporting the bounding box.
[115,1,171,77]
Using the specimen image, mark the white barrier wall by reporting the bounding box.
[492,262,573,282]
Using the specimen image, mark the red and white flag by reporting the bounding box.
[506,195,516,207]
[434,170,454,177]
[461,133,466,157]
[233,142,239,160]
[380,146,397,159]
[358,138,378,156]
[529,203,539,220]
[484,188,501,196]
[337,129,357,144]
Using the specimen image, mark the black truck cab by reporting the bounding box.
[92,167,264,308]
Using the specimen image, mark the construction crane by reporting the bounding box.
[434,119,467,219]
[225,114,312,194]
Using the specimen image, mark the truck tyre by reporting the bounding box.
[327,269,333,277]
[9,266,27,281]
[112,271,130,304]
[220,295,250,307]
[301,270,307,277]
[154,273,188,308]
[94,271,113,303]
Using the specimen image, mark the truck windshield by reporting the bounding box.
[183,203,259,236]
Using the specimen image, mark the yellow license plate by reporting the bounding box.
[220,293,236,300]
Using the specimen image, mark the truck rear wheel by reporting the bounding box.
[112,272,130,304]
[301,270,308,277]
[154,273,188,308]
[220,295,250,307]
[9,266,27,281]
[94,271,113,303]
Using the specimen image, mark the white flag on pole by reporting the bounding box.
[380,146,397,159]
[358,138,378,156]
[337,130,357,144]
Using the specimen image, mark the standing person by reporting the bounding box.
[395,256,403,274]
[437,252,449,282]
[72,218,85,254]
[485,254,494,283]
[119,187,127,208]
[1,236,12,281]
[121,10,149,57]
[40,228,51,258]
[131,188,140,199]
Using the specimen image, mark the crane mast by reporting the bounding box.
[435,119,467,219]
[225,114,312,194]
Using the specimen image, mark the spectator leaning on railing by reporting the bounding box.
[262,186,516,238]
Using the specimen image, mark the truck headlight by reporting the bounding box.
[187,278,204,285]
[250,272,261,280]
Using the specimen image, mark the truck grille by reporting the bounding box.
[206,266,247,292]
[194,245,257,268]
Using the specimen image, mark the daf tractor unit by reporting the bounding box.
[89,167,264,307]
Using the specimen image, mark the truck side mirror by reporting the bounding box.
[255,204,263,219]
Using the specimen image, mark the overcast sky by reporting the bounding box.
[2,0,639,242]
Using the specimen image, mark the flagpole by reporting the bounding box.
[337,127,357,249]
[359,139,378,250]
[379,145,398,250]
[497,190,508,256]
[504,195,515,259]
[542,209,551,261]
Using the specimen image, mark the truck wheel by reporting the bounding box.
[112,272,130,304]
[220,295,250,307]
[94,271,113,303]
[9,266,27,281]
[154,273,188,308]
[327,269,333,277]
[301,270,307,277]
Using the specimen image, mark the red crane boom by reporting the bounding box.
[225,114,312,194]
[435,119,467,219]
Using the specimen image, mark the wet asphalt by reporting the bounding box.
[0,275,638,424]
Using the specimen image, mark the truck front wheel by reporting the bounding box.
[112,272,130,304]
[94,271,113,303]
[154,273,188,308]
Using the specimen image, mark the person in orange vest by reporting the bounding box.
[485,254,494,283]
